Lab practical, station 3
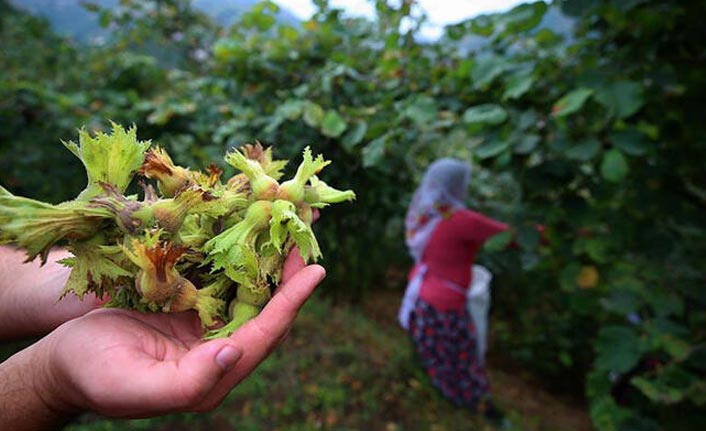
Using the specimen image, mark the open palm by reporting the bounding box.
[40,250,325,418]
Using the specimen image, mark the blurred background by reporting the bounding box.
[1,0,705,429]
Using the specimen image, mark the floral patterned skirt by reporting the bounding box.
[409,298,491,411]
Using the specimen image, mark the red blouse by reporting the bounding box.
[409,209,508,311]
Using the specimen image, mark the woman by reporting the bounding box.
[399,158,508,418]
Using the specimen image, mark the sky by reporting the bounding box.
[274,0,528,39]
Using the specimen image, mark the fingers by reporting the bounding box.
[195,264,325,409]
[281,246,306,284]
[248,264,325,344]
[172,339,244,404]
[234,264,324,367]
[53,291,105,315]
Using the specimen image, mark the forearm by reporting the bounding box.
[0,339,76,430]
[0,246,91,339]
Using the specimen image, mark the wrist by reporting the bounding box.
[0,335,80,430]
[27,331,83,424]
[0,247,93,340]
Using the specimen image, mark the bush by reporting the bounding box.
[1,0,705,428]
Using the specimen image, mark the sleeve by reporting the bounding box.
[454,210,509,244]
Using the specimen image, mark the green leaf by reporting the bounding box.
[595,81,644,119]
[463,104,508,125]
[559,351,573,367]
[503,72,535,100]
[560,0,602,16]
[610,130,649,156]
[278,99,305,120]
[565,137,600,161]
[59,243,131,299]
[600,149,629,182]
[631,376,684,404]
[549,131,571,151]
[595,326,645,373]
[535,28,562,46]
[585,237,612,262]
[499,2,548,34]
[362,135,386,168]
[559,263,581,291]
[98,10,112,28]
[514,134,540,154]
[475,138,510,159]
[552,88,594,117]
[600,290,641,315]
[587,369,612,399]
[63,123,151,200]
[342,121,368,151]
[445,24,466,41]
[517,110,540,130]
[483,230,513,252]
[263,115,285,134]
[242,5,277,31]
[686,381,706,405]
[660,335,691,361]
[495,151,512,167]
[520,252,540,270]
[303,102,325,127]
[650,318,690,338]
[320,110,348,138]
[455,59,473,78]
[471,56,512,88]
[81,2,101,13]
[405,95,438,127]
[645,290,684,318]
[517,226,540,250]
[589,395,632,431]
[278,25,299,42]
[469,15,494,37]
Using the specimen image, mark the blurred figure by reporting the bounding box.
[399,158,507,420]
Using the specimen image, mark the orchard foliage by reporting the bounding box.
[1,0,705,429]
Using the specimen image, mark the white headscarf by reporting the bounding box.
[405,158,471,262]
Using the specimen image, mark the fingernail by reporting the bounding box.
[215,345,243,371]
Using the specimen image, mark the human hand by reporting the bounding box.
[0,246,105,339]
[26,249,324,420]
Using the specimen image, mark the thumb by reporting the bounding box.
[93,339,244,416]
[164,340,244,409]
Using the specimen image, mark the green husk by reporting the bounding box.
[140,147,194,197]
[305,175,357,207]
[58,240,132,300]
[64,122,151,201]
[0,187,113,263]
[0,123,354,338]
[276,146,331,202]
[225,148,280,200]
